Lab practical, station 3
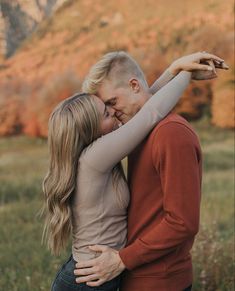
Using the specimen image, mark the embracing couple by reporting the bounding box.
[42,51,228,291]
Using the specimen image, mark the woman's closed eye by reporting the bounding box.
[103,107,110,117]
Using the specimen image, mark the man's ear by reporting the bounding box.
[129,78,140,93]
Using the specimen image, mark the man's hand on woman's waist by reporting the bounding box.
[74,245,125,287]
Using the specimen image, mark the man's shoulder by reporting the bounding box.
[151,113,196,136]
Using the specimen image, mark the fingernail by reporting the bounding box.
[208,67,213,71]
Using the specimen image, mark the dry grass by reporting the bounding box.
[0,117,234,290]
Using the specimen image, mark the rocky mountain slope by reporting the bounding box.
[0,0,67,58]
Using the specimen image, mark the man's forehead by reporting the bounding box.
[96,91,112,102]
[97,83,116,103]
[98,80,114,92]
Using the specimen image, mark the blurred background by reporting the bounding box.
[0,0,234,290]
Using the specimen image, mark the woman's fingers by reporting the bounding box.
[199,52,224,63]
[208,60,216,74]
[192,59,217,80]
[202,59,229,70]
[169,52,228,74]
[191,63,214,71]
[214,61,229,70]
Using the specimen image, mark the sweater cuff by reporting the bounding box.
[119,240,148,270]
[155,69,175,90]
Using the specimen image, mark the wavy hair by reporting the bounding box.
[42,92,126,255]
[42,93,100,255]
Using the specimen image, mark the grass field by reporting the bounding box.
[0,117,234,291]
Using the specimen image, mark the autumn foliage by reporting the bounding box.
[22,72,81,137]
[0,0,233,137]
[0,72,80,137]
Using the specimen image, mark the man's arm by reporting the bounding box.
[119,122,202,269]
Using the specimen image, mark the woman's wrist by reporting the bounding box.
[168,62,181,76]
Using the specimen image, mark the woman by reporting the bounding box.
[42,53,224,291]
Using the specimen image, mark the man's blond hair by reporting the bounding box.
[82,51,148,94]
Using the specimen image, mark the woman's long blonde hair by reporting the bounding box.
[42,93,100,255]
[42,92,126,255]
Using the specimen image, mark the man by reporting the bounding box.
[74,51,227,291]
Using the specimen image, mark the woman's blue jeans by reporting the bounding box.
[51,255,121,291]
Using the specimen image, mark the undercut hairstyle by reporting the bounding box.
[82,51,148,94]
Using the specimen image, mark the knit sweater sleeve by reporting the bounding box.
[149,69,175,94]
[119,122,202,269]
[82,71,191,172]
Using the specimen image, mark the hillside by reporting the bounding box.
[0,0,234,136]
[0,0,67,58]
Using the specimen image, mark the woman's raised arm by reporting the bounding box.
[82,71,191,172]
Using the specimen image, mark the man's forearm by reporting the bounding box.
[119,214,197,270]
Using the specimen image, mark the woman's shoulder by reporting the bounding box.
[78,137,108,172]
[79,136,103,160]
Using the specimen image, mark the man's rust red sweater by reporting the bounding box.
[119,113,202,291]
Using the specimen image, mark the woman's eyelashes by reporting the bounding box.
[104,107,110,117]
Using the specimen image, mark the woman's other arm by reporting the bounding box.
[149,52,226,94]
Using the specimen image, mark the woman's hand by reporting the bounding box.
[168,52,227,76]
[192,59,229,80]
[192,59,217,80]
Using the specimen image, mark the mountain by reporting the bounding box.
[0,0,67,58]
[0,0,233,136]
